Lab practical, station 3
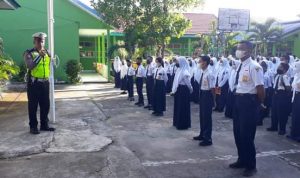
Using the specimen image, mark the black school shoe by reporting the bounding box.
[138,103,144,107]
[199,140,212,146]
[243,168,257,177]
[229,161,245,169]
[30,128,40,135]
[266,127,277,132]
[155,112,164,117]
[193,135,204,141]
[40,127,56,132]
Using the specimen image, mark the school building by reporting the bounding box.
[0,0,216,81]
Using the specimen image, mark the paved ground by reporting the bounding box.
[1,83,300,178]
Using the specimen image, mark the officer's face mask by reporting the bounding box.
[235,50,246,59]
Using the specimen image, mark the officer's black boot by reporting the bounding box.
[30,128,40,135]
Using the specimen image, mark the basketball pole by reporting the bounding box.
[47,0,56,123]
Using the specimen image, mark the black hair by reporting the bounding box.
[156,57,164,67]
[126,59,131,63]
[282,55,290,63]
[147,56,153,60]
[239,40,254,50]
[280,62,290,72]
[137,57,142,61]
[200,55,211,66]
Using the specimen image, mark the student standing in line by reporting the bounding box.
[214,58,230,112]
[113,56,122,88]
[144,56,155,110]
[287,61,300,141]
[126,59,135,101]
[172,56,193,130]
[225,59,240,119]
[193,55,215,146]
[267,60,291,135]
[152,57,168,117]
[120,59,128,95]
[165,60,172,93]
[135,57,146,107]
[189,58,199,103]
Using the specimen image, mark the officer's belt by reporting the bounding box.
[31,77,49,82]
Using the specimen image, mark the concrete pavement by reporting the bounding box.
[0,83,300,178]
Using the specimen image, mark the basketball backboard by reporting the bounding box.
[218,8,250,32]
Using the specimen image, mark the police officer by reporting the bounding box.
[23,32,55,135]
[229,41,265,177]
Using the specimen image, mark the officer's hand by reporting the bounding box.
[39,50,46,57]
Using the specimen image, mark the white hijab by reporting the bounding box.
[120,59,128,79]
[292,61,300,102]
[172,56,191,93]
[113,56,122,72]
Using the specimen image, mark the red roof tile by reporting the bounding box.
[183,13,217,35]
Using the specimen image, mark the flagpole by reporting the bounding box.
[47,0,56,123]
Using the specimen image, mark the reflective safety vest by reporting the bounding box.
[30,51,50,79]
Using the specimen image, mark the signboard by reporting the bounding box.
[218,8,250,32]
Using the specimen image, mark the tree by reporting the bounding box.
[248,18,282,55]
[92,0,203,58]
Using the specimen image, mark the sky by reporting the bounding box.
[81,0,300,22]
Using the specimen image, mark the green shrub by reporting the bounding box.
[65,60,82,84]
[11,62,27,82]
[0,54,19,87]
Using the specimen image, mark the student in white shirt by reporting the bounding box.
[126,60,135,101]
[144,56,155,110]
[113,56,122,88]
[152,57,168,116]
[120,59,128,94]
[287,61,300,142]
[135,57,146,106]
[171,56,193,130]
[214,58,230,112]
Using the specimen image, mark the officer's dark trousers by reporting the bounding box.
[199,90,214,142]
[127,76,134,98]
[136,77,144,104]
[271,90,290,132]
[290,93,300,140]
[146,76,154,106]
[215,82,229,112]
[234,94,258,169]
[27,80,50,129]
[114,71,121,88]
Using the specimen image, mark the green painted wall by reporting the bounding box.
[0,0,110,81]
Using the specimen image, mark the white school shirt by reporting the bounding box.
[236,58,264,94]
[154,66,168,83]
[199,68,215,91]
[263,72,273,89]
[136,65,146,78]
[126,66,135,76]
[215,68,229,87]
[145,64,155,77]
[273,74,291,90]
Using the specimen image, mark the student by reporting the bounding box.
[169,57,178,90]
[135,57,146,106]
[152,57,168,116]
[126,60,135,101]
[120,59,128,94]
[230,41,264,177]
[165,60,172,93]
[214,58,230,112]
[172,56,193,130]
[144,56,155,110]
[287,61,300,141]
[193,55,215,146]
[113,56,122,88]
[267,59,291,135]
[189,58,199,103]
[257,61,272,126]
[225,59,240,119]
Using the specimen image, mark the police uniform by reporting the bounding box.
[126,65,135,101]
[24,32,55,134]
[197,68,215,145]
[269,73,291,134]
[233,58,263,170]
[152,66,168,116]
[135,64,146,106]
[145,63,155,109]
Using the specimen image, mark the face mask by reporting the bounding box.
[236,50,246,59]
[175,63,180,68]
